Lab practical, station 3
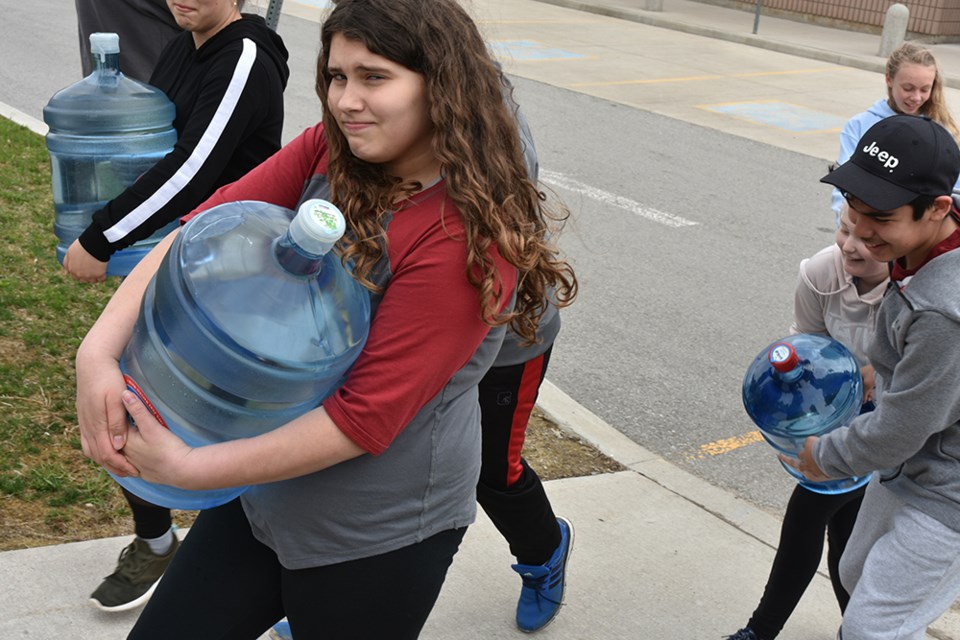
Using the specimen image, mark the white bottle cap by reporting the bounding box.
[90,33,120,55]
[289,199,346,256]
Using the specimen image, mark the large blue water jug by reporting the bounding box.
[43,33,178,276]
[116,199,371,509]
[742,334,872,494]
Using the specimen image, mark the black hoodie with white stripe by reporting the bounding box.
[79,14,289,261]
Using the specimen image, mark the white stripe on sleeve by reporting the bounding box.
[104,38,258,243]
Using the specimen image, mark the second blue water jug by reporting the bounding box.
[742,334,872,495]
[116,199,371,509]
[43,32,178,276]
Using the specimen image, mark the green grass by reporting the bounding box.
[0,116,137,548]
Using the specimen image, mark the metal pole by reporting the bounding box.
[265,0,284,32]
[752,0,762,34]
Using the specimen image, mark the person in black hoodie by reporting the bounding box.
[83,0,289,613]
[64,0,289,283]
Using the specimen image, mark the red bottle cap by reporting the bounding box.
[768,342,799,373]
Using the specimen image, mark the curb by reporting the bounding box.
[536,380,960,636]
[536,379,786,552]
[1,102,47,136]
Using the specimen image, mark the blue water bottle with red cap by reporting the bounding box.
[742,333,872,494]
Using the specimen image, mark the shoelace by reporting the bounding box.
[519,571,563,606]
[112,543,152,580]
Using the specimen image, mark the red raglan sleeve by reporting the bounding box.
[323,193,516,455]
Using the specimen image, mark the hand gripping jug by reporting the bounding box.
[742,334,872,494]
[43,33,178,276]
[116,199,371,509]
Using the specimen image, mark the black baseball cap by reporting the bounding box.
[821,115,960,211]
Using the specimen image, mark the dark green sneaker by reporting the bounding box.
[89,536,179,612]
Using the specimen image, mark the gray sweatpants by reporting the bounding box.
[838,477,960,639]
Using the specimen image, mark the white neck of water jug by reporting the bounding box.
[275,199,346,276]
[89,32,121,77]
[288,200,345,256]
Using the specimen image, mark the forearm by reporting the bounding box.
[197,409,364,488]
[128,404,367,490]
[78,230,175,361]
[815,315,960,476]
[75,230,177,475]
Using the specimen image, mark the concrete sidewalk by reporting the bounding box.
[4,0,960,638]
[2,382,959,638]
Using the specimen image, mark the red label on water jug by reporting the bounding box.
[123,375,169,429]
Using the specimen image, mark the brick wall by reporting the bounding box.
[694,0,960,39]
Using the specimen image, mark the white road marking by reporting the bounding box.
[541,170,698,228]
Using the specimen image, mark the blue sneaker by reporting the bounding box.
[510,516,574,632]
[268,620,292,640]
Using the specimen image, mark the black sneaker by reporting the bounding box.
[90,536,179,612]
[725,628,760,640]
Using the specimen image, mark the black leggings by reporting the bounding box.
[128,499,466,640]
[476,346,561,566]
[747,483,865,639]
[122,487,172,539]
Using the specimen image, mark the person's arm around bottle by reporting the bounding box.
[75,229,177,474]
[119,389,365,489]
[75,225,366,487]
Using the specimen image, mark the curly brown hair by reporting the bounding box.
[315,0,577,345]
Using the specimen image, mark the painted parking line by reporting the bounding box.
[699,100,845,134]
[690,430,764,460]
[570,66,855,87]
[541,170,697,228]
[489,40,590,62]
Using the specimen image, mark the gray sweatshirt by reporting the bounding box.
[814,247,960,532]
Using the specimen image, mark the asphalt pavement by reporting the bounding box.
[3,0,960,638]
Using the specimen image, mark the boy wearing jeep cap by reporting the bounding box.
[785,114,960,640]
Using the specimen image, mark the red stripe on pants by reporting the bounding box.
[505,354,546,486]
